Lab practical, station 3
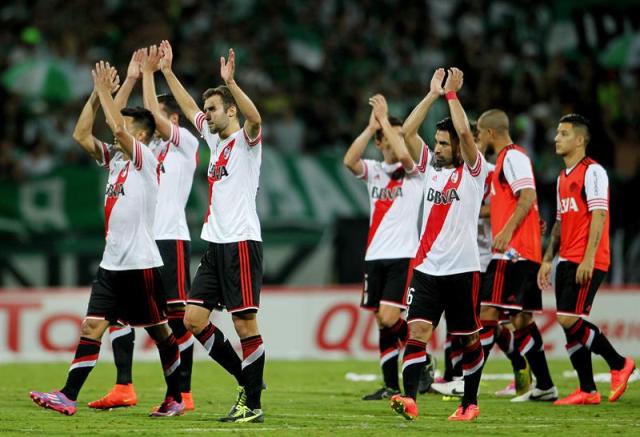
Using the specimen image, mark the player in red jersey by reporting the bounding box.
[29,62,184,417]
[538,114,636,405]
[475,109,558,402]
[344,95,432,400]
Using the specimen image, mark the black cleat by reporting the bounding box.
[418,354,436,394]
[362,386,400,401]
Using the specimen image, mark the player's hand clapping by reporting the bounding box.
[92,61,118,93]
[430,68,445,96]
[142,45,162,74]
[126,49,145,80]
[444,67,464,93]
[220,48,236,84]
[368,94,388,124]
[158,40,173,73]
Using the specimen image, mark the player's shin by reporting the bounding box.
[110,325,135,385]
[61,337,102,401]
[195,322,243,384]
[240,335,265,410]
[401,339,427,399]
[461,337,484,407]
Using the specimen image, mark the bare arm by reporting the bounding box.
[221,48,262,140]
[370,94,414,171]
[343,110,378,176]
[159,40,201,128]
[72,91,103,160]
[113,49,144,110]
[479,204,490,218]
[403,69,445,161]
[142,45,172,140]
[443,68,478,168]
[93,61,134,159]
[492,188,536,252]
[542,220,561,263]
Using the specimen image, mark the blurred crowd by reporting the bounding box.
[1,0,639,224]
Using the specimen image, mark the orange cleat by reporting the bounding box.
[88,384,137,409]
[390,395,418,420]
[448,404,480,421]
[609,357,636,402]
[554,388,600,405]
[181,392,195,411]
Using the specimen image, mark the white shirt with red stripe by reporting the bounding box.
[478,162,495,272]
[491,148,536,261]
[358,145,428,261]
[414,151,488,276]
[96,138,163,270]
[194,111,262,243]
[149,124,199,241]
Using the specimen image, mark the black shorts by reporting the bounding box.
[480,259,542,312]
[555,261,607,316]
[407,269,481,335]
[157,240,191,306]
[361,258,411,311]
[87,267,166,327]
[188,241,262,313]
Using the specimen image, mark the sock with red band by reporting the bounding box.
[479,320,497,362]
[379,319,406,390]
[514,322,554,390]
[401,339,427,400]
[109,326,135,385]
[195,323,242,385]
[496,324,527,371]
[566,318,625,371]
[240,335,265,410]
[155,334,182,402]
[61,337,101,401]
[564,338,596,393]
[461,337,484,407]
[168,316,194,393]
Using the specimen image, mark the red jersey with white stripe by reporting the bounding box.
[358,145,429,261]
[478,162,495,272]
[556,157,610,271]
[414,150,488,276]
[97,139,163,270]
[490,145,542,263]
[194,111,262,243]
[149,124,199,241]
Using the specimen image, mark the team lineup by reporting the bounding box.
[27,42,635,423]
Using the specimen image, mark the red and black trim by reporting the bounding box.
[238,241,255,308]
[243,126,262,147]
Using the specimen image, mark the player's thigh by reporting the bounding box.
[379,258,411,311]
[221,240,262,313]
[406,270,445,329]
[444,271,482,335]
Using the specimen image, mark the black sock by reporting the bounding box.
[168,316,193,393]
[568,319,626,371]
[155,334,182,402]
[515,322,554,390]
[565,337,596,392]
[401,339,426,400]
[60,337,101,401]
[495,324,527,371]
[379,319,405,390]
[240,335,265,410]
[479,320,497,362]
[109,326,134,385]
[461,337,484,407]
[195,323,243,384]
[443,334,455,381]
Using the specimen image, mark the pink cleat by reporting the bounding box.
[30,390,77,416]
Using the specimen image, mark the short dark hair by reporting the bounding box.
[435,117,462,167]
[157,94,182,118]
[559,113,591,145]
[202,85,236,110]
[375,116,403,141]
[121,107,156,143]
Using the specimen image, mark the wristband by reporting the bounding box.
[445,91,458,101]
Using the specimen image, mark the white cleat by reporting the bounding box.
[510,386,558,402]
[430,378,465,397]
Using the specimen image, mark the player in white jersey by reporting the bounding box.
[343,95,430,401]
[390,68,488,422]
[158,40,265,423]
[30,61,184,417]
[87,46,200,412]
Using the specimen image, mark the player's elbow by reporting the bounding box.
[113,125,128,142]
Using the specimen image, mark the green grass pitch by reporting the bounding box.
[1,359,638,436]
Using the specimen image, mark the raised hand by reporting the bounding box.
[108,66,120,94]
[159,40,173,73]
[367,107,380,131]
[368,94,388,123]
[142,45,162,73]
[430,68,445,95]
[220,48,236,84]
[444,67,464,93]
[92,61,116,93]
[126,49,144,80]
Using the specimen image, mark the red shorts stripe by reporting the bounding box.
[239,242,249,307]
[244,243,254,306]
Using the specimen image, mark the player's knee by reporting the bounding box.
[145,323,171,343]
[377,309,400,328]
[80,318,106,338]
[556,314,579,329]
[183,313,206,334]
[232,313,258,338]
[511,312,532,329]
[408,322,432,342]
[461,332,479,346]
[480,305,499,320]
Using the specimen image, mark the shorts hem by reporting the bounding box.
[481,302,522,310]
[449,327,482,335]
[408,318,433,325]
[379,300,408,310]
[228,305,259,313]
[556,310,590,317]
[126,319,168,328]
[167,299,187,305]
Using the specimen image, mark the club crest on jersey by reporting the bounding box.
[560,197,579,213]
[223,144,232,159]
[208,163,229,181]
[426,187,460,205]
[450,171,459,184]
[371,186,403,200]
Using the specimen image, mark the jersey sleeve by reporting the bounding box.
[95,140,115,168]
[585,164,609,211]
[171,125,200,157]
[503,149,536,193]
[465,150,485,178]
[193,111,208,136]
[131,138,158,176]
[555,176,561,221]
[243,125,262,147]
[357,159,376,181]
[416,142,430,173]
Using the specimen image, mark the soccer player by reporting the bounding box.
[538,114,636,405]
[87,46,199,411]
[390,68,488,421]
[476,108,558,402]
[158,40,265,423]
[29,61,184,417]
[343,95,428,400]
